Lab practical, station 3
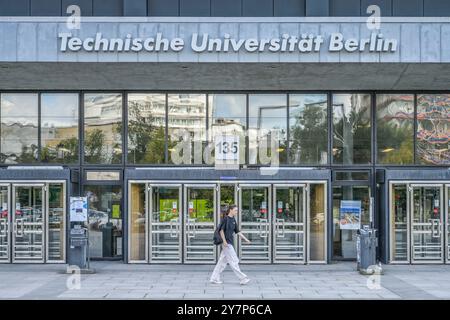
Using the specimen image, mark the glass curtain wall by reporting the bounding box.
[127,94,166,164]
[1,94,39,164]
[248,94,287,165]
[289,94,328,165]
[332,94,371,164]
[41,93,79,163]
[129,183,146,261]
[417,94,450,165]
[84,93,123,164]
[208,94,247,165]
[376,94,414,164]
[167,94,207,165]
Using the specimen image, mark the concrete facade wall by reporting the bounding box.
[0,17,449,63]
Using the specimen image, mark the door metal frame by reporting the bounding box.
[410,183,444,264]
[45,182,66,264]
[272,184,307,264]
[388,182,411,264]
[306,182,328,264]
[149,184,183,264]
[183,184,217,264]
[127,181,148,264]
[12,183,46,264]
[446,184,450,264]
[0,184,10,263]
[238,184,272,264]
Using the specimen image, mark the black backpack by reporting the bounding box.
[213,216,226,245]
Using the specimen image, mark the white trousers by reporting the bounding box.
[210,245,247,282]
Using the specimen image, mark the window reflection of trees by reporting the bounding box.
[333,94,371,164]
[289,95,328,165]
[127,94,166,164]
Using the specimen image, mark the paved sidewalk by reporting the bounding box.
[0,261,449,299]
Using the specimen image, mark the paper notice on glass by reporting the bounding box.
[70,197,88,222]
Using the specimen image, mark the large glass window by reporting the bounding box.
[168,94,207,165]
[289,94,328,165]
[417,94,450,165]
[333,94,371,164]
[41,93,79,163]
[249,94,287,165]
[84,93,123,164]
[127,94,166,164]
[208,94,246,165]
[376,94,414,164]
[1,93,39,164]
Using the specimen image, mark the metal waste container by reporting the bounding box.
[68,225,89,270]
[356,227,381,275]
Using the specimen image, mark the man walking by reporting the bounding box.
[210,204,251,285]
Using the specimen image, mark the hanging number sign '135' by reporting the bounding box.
[215,135,239,162]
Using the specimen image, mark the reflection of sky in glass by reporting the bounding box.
[332,94,370,120]
[249,95,286,130]
[1,93,38,126]
[210,94,246,122]
[289,94,327,129]
[41,93,78,128]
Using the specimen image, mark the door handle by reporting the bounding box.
[259,218,268,238]
[0,218,7,237]
[15,219,24,238]
[431,219,441,238]
[170,218,178,238]
[276,218,285,238]
[187,219,196,238]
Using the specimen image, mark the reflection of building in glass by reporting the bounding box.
[417,94,450,164]
[84,93,123,164]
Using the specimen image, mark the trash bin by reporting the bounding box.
[356,227,381,275]
[68,226,89,269]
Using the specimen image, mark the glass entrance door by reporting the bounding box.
[0,185,10,262]
[239,185,271,263]
[150,185,182,263]
[12,185,45,262]
[273,185,306,263]
[184,185,216,263]
[411,185,444,263]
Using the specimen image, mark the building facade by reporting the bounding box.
[0,0,449,265]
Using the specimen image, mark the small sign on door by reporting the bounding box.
[172,202,178,213]
[277,201,283,214]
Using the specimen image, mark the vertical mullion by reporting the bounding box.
[328,92,333,166]
[205,93,209,166]
[165,94,169,164]
[245,94,249,166]
[413,94,418,164]
[80,92,85,166]
[38,92,41,163]
[372,92,376,166]
[286,93,290,165]
[123,92,128,166]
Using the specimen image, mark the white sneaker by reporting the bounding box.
[210,279,223,284]
[240,278,250,285]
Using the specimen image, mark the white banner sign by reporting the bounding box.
[70,197,88,222]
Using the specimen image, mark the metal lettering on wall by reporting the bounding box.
[59,32,397,54]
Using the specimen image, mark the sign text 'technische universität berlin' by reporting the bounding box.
[58,32,398,53]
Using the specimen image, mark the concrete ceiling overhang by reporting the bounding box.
[0,62,448,91]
